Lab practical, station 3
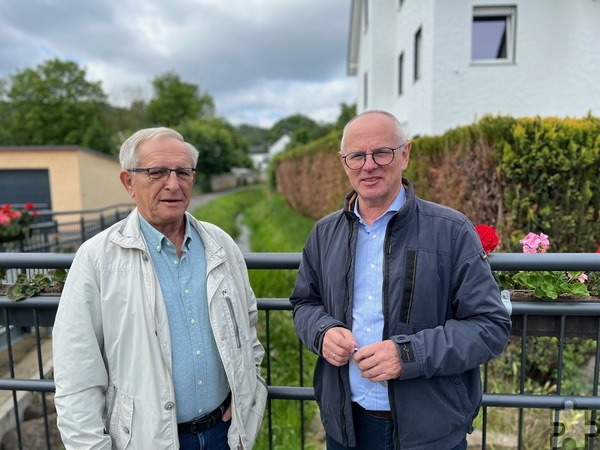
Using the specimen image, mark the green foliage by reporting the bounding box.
[3,59,113,153]
[176,118,251,182]
[147,71,214,127]
[510,271,590,299]
[236,124,270,154]
[191,188,264,238]
[409,115,600,253]
[6,269,67,301]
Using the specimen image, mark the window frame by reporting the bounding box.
[414,27,422,82]
[471,5,517,64]
[398,52,404,96]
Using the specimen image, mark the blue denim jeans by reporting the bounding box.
[325,403,468,450]
[178,418,230,450]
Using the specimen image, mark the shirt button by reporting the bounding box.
[196,350,201,356]
[368,295,373,300]
[191,319,196,324]
[372,234,377,238]
[173,260,178,265]
[366,327,372,333]
[123,427,130,434]
[184,289,189,295]
[198,380,203,385]
[370,264,375,269]
[164,401,174,410]
[156,245,160,251]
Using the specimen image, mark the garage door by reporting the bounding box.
[0,169,52,210]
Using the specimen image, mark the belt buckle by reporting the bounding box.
[190,415,213,434]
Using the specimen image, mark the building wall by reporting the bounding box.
[350,0,600,137]
[78,150,131,210]
[0,147,131,212]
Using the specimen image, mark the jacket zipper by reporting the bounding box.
[223,290,242,348]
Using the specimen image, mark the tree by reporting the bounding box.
[5,59,113,153]
[147,72,214,127]
[177,118,251,191]
[335,103,357,130]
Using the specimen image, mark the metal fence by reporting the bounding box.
[0,203,134,255]
[1,252,599,449]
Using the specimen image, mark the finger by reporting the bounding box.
[222,405,232,422]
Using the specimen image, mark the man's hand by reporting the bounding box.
[223,405,232,422]
[353,340,402,382]
[322,327,358,367]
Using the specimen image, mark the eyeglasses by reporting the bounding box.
[342,144,406,170]
[128,167,196,181]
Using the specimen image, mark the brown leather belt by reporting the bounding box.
[178,393,231,434]
[353,402,393,421]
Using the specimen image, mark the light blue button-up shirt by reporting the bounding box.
[139,214,229,422]
[349,188,406,411]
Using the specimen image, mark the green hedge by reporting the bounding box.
[274,115,600,252]
[411,115,600,252]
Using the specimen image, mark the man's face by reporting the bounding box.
[339,114,411,209]
[119,136,195,232]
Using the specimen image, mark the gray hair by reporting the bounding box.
[119,127,200,169]
[340,110,406,153]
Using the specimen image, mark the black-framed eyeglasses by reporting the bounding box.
[342,143,406,170]
[128,167,196,181]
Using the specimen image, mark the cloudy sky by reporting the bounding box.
[0,0,357,128]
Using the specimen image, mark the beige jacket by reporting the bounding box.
[53,211,267,449]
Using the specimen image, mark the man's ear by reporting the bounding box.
[119,170,135,198]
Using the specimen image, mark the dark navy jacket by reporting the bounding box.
[290,179,511,450]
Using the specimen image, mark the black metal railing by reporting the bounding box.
[0,203,134,255]
[1,252,600,449]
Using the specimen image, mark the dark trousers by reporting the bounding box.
[326,403,468,450]
[178,419,230,450]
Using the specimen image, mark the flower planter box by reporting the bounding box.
[509,294,600,339]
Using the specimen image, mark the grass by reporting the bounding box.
[192,186,321,449]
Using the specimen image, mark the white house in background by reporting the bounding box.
[347,0,600,137]
[250,134,291,172]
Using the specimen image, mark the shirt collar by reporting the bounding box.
[353,186,406,221]
[138,213,192,252]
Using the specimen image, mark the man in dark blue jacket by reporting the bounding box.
[291,110,511,450]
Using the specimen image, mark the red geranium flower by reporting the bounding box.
[475,224,499,254]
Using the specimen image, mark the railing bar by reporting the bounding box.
[552,316,567,450]
[518,316,528,450]
[299,339,305,450]
[265,310,273,450]
[3,252,600,271]
[481,362,488,450]
[3,308,23,448]
[33,311,52,450]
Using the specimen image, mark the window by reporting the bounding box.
[472,6,516,62]
[363,72,368,108]
[414,27,422,81]
[398,52,404,95]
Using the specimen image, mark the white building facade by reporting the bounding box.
[348,0,600,137]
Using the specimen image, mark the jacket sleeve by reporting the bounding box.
[290,229,347,355]
[52,245,112,449]
[392,222,512,380]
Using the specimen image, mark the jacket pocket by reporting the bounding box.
[223,289,242,348]
[108,390,134,449]
[242,376,268,448]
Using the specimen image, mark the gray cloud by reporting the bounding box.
[0,0,356,127]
